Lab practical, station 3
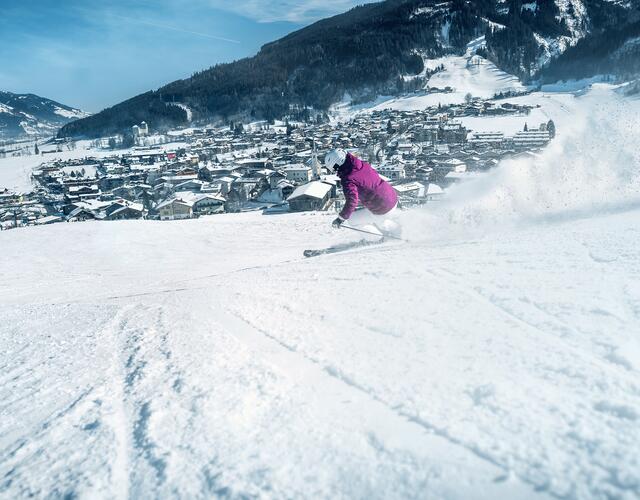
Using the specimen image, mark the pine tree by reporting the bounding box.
[547,119,556,138]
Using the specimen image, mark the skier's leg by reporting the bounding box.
[345,208,383,237]
[373,204,403,239]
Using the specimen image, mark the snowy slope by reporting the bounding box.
[1,87,640,499]
[342,38,527,116]
[0,91,89,139]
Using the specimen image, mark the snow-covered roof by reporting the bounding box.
[319,174,340,186]
[281,163,311,172]
[393,182,425,193]
[193,193,226,204]
[174,179,204,189]
[110,204,144,217]
[287,181,332,201]
[35,215,62,225]
[156,198,194,210]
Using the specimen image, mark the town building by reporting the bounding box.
[280,164,313,184]
[287,181,333,212]
[157,199,194,220]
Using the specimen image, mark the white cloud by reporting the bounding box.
[208,0,378,23]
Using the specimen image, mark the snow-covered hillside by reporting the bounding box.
[0,91,89,140]
[1,85,639,498]
[345,37,527,114]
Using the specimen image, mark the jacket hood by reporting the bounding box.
[338,153,363,177]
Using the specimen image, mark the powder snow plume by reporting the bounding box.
[402,86,640,242]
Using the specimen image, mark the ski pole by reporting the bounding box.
[340,224,406,241]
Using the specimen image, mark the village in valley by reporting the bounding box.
[0,95,556,229]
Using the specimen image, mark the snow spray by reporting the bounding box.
[400,85,640,242]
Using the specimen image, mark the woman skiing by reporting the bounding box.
[324,148,401,238]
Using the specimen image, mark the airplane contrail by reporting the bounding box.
[115,15,241,44]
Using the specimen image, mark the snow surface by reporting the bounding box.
[458,90,576,135]
[1,85,640,498]
[354,38,527,114]
[168,103,193,123]
[53,106,90,120]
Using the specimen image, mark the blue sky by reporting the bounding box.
[0,0,372,112]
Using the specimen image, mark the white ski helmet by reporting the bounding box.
[324,148,347,171]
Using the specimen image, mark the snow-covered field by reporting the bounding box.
[1,86,640,498]
[0,140,188,193]
[0,140,109,192]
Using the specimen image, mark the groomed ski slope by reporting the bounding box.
[358,37,526,114]
[1,87,640,499]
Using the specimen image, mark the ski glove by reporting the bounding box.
[332,216,345,229]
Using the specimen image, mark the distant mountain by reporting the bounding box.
[0,91,89,140]
[59,0,640,139]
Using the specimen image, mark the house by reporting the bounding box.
[158,174,199,187]
[442,159,467,173]
[174,179,205,192]
[67,184,99,200]
[236,158,271,171]
[131,122,149,138]
[157,198,194,220]
[415,167,433,181]
[66,207,96,222]
[280,164,313,183]
[269,171,287,190]
[319,174,340,198]
[213,176,236,195]
[287,181,333,212]
[376,164,406,181]
[393,181,426,201]
[513,129,550,148]
[439,121,467,144]
[105,203,145,221]
[469,131,505,146]
[0,190,23,207]
[192,194,226,216]
[426,183,444,201]
[258,178,295,203]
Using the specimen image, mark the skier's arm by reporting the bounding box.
[340,180,359,220]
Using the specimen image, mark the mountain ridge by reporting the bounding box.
[58,0,639,139]
[0,91,89,140]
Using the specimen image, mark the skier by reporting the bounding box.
[324,148,401,238]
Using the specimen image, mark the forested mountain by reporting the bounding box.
[541,19,640,82]
[58,0,640,139]
[0,91,88,139]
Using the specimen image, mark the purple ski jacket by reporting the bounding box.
[337,153,398,220]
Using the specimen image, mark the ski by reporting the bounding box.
[304,238,385,258]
